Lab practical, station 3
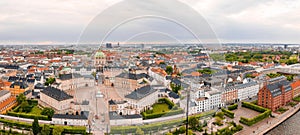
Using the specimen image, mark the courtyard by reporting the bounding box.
[152,103,170,113]
[232,107,261,119]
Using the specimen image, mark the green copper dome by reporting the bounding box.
[95,51,106,58]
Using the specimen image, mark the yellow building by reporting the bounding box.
[9,81,29,96]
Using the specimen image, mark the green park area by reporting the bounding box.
[151,103,170,113]
[266,73,295,81]
[7,94,54,120]
[197,68,216,75]
[224,51,299,64]
[141,98,183,119]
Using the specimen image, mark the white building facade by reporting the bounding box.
[125,85,158,114]
[237,80,259,101]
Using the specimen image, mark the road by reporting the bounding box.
[74,83,125,135]
[74,85,110,134]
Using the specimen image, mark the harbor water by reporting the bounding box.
[266,110,300,135]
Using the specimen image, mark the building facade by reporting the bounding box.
[125,85,158,114]
[148,67,169,87]
[186,88,223,114]
[237,80,259,101]
[40,87,73,111]
[51,111,89,126]
[257,76,293,111]
[221,86,238,104]
[291,80,300,97]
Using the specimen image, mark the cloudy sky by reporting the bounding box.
[0,0,299,44]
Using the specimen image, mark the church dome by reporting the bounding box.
[95,51,106,58]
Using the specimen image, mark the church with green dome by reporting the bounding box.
[94,50,107,72]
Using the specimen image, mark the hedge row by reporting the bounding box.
[228,104,238,111]
[194,110,215,119]
[12,105,20,112]
[7,111,49,120]
[27,100,38,106]
[0,118,87,134]
[110,118,184,134]
[158,98,175,107]
[141,109,184,119]
[221,108,235,118]
[241,102,267,113]
[111,110,216,134]
[216,124,243,135]
[0,129,26,135]
[0,118,32,130]
[239,102,271,126]
[239,109,271,126]
[57,126,87,134]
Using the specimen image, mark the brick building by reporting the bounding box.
[221,86,238,104]
[258,76,293,111]
[291,80,300,97]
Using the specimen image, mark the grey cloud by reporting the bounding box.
[0,0,299,44]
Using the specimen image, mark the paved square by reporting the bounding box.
[233,107,261,119]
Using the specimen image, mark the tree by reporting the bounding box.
[45,77,56,86]
[215,112,224,119]
[224,128,233,135]
[197,68,215,75]
[19,101,30,112]
[41,107,55,119]
[188,130,194,135]
[159,61,166,65]
[91,72,97,78]
[52,126,64,135]
[41,125,51,135]
[17,93,26,104]
[32,118,40,135]
[246,74,255,78]
[135,127,144,135]
[166,66,173,75]
[203,120,208,127]
[170,82,181,94]
[214,117,223,126]
[179,126,186,134]
[286,75,294,81]
[188,116,199,129]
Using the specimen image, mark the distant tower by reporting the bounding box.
[106,43,112,48]
[141,44,145,49]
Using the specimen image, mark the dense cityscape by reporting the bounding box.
[0,44,299,134]
[1,0,300,135]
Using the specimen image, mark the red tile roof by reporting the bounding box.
[291,80,300,89]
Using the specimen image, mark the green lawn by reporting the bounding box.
[152,103,170,113]
[14,105,43,115]
[28,106,43,114]
[277,107,288,113]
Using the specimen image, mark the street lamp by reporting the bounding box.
[186,85,191,135]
